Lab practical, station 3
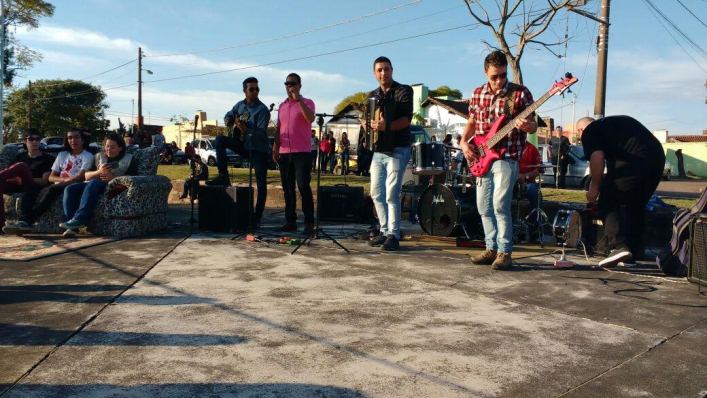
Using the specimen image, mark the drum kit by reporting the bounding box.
[412,142,585,254]
[412,142,481,239]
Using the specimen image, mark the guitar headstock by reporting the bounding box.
[550,72,578,96]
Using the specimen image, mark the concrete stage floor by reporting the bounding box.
[1,214,705,397]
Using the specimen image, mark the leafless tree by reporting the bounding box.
[463,0,590,84]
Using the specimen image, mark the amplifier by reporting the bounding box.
[227,186,253,231]
[688,214,707,286]
[199,185,236,232]
[319,185,364,222]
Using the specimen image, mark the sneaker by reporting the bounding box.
[599,247,632,268]
[205,174,231,186]
[59,219,86,230]
[279,222,297,232]
[2,220,34,235]
[471,249,498,265]
[62,228,78,238]
[368,234,386,247]
[492,252,513,270]
[382,235,399,251]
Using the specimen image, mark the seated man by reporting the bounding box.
[0,129,54,229]
[518,141,543,241]
[3,128,94,235]
[180,156,208,199]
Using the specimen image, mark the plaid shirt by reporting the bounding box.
[468,81,534,160]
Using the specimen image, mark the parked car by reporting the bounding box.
[192,138,242,167]
[40,136,64,154]
[87,142,101,154]
[538,144,593,189]
[172,149,187,164]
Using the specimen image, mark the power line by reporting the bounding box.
[643,0,707,58]
[146,0,422,58]
[29,58,137,88]
[33,82,136,102]
[145,23,476,84]
[643,0,707,74]
[674,0,707,29]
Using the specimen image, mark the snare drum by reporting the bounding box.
[552,209,582,248]
[412,142,445,175]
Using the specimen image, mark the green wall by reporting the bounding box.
[663,142,707,178]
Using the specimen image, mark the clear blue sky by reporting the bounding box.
[15,0,707,134]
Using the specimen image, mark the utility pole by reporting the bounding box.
[593,0,610,118]
[137,47,143,131]
[27,80,31,129]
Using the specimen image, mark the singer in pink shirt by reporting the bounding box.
[272,72,316,234]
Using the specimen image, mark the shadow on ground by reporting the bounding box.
[0,383,368,398]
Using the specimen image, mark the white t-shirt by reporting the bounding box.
[51,150,94,179]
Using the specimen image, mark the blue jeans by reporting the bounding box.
[370,147,411,239]
[63,179,108,224]
[476,159,519,253]
[214,135,245,175]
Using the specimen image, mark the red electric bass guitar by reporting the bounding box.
[468,73,578,177]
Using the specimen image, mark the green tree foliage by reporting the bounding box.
[333,92,369,115]
[2,0,55,86]
[5,79,109,139]
[429,85,463,99]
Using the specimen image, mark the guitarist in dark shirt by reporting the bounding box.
[460,51,537,270]
[576,115,665,266]
[363,56,413,251]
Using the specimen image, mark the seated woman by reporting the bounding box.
[3,128,94,235]
[0,129,54,229]
[60,132,137,237]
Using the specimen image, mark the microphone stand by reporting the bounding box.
[189,114,199,231]
[292,113,350,254]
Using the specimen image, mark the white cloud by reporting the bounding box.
[17,25,141,54]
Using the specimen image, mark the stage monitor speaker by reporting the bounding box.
[319,185,364,222]
[227,186,253,231]
[688,214,707,286]
[199,185,236,232]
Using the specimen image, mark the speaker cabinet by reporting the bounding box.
[198,185,236,232]
[689,214,707,286]
[318,185,364,222]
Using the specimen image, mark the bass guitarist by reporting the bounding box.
[460,50,537,270]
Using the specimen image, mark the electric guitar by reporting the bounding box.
[468,73,578,177]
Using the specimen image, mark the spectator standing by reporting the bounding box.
[340,132,351,175]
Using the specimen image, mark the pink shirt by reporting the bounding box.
[277,97,315,154]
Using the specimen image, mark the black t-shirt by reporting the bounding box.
[581,115,664,171]
[368,81,413,149]
[13,152,55,179]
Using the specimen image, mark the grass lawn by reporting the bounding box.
[158,165,696,209]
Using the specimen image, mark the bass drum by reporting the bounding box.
[417,183,482,237]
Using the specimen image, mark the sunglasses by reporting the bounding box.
[25,137,41,142]
[247,87,260,93]
[489,72,507,81]
[284,81,298,87]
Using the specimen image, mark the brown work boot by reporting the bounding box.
[492,252,513,270]
[471,249,497,265]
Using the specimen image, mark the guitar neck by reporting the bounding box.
[487,89,555,148]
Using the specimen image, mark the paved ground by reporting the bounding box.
[656,179,706,198]
[1,209,706,397]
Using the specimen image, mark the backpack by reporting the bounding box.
[656,186,707,276]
